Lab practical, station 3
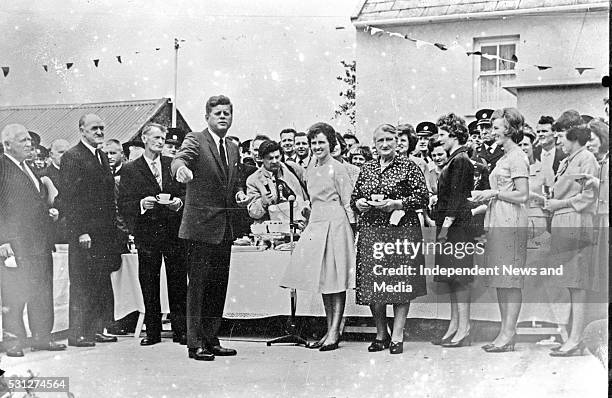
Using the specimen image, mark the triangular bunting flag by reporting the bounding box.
[116,56,122,64]
[1,66,9,77]
[135,51,140,54]
[481,53,496,60]
[93,59,100,67]
[466,51,482,56]
[511,54,518,63]
[575,67,594,75]
[42,65,48,72]
[155,48,160,51]
[535,65,551,70]
[66,63,73,70]
[434,43,448,51]
[369,27,384,37]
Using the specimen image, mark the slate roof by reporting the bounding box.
[352,0,609,23]
[0,98,190,147]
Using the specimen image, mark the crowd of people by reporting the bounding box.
[0,94,608,361]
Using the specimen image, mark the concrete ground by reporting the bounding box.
[0,336,607,398]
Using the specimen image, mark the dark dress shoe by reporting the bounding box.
[188,347,215,361]
[207,344,237,356]
[106,327,128,336]
[95,333,118,343]
[31,341,67,351]
[389,341,403,354]
[6,346,24,357]
[140,336,161,346]
[68,337,95,347]
[173,334,187,345]
[368,336,391,352]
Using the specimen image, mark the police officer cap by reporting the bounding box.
[475,109,494,126]
[416,121,437,137]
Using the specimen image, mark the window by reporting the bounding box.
[474,37,518,108]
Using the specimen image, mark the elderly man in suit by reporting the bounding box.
[172,95,249,361]
[118,123,187,346]
[57,113,122,347]
[0,124,66,356]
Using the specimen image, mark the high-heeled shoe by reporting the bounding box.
[549,345,562,352]
[431,331,456,346]
[481,343,494,350]
[389,341,403,354]
[549,341,586,357]
[368,335,391,352]
[319,336,341,352]
[306,340,324,349]
[483,337,516,353]
[441,330,471,348]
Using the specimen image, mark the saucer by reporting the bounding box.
[157,199,172,205]
[367,200,387,206]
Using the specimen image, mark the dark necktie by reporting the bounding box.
[219,138,228,174]
[95,149,104,165]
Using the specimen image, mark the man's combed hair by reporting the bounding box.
[205,95,233,115]
[538,115,555,126]
[258,140,282,159]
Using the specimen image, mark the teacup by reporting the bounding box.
[371,194,385,202]
[156,193,171,202]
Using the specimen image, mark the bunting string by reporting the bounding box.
[363,25,597,76]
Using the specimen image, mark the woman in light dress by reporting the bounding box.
[280,122,355,352]
[471,108,529,353]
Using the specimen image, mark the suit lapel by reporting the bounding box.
[203,129,227,182]
[226,138,236,184]
[2,157,40,195]
[136,156,161,190]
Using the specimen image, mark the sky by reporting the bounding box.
[0,0,360,140]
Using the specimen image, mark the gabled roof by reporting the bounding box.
[352,0,609,25]
[0,98,184,146]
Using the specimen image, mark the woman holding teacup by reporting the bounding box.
[280,122,356,352]
[351,124,429,354]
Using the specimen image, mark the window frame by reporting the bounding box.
[473,35,519,109]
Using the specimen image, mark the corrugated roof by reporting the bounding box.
[352,0,609,23]
[0,98,169,147]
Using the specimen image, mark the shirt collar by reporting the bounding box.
[4,153,22,167]
[208,129,224,144]
[81,138,98,156]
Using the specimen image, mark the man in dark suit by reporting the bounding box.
[0,124,66,356]
[57,113,122,347]
[171,95,249,361]
[474,109,504,171]
[118,123,187,346]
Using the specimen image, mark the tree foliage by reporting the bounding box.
[333,60,356,134]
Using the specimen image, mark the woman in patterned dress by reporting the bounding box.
[351,124,429,354]
[471,108,529,353]
[544,124,599,356]
[280,122,356,352]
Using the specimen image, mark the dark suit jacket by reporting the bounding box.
[0,155,52,257]
[118,155,185,245]
[476,144,504,171]
[56,141,120,256]
[533,146,567,174]
[171,128,241,244]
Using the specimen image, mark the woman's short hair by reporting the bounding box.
[588,119,609,154]
[552,110,583,132]
[307,122,337,152]
[522,124,536,143]
[565,125,591,146]
[428,139,444,153]
[349,145,373,162]
[491,108,524,144]
[396,123,418,153]
[258,140,282,159]
[436,113,468,145]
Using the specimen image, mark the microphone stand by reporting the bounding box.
[267,195,307,347]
